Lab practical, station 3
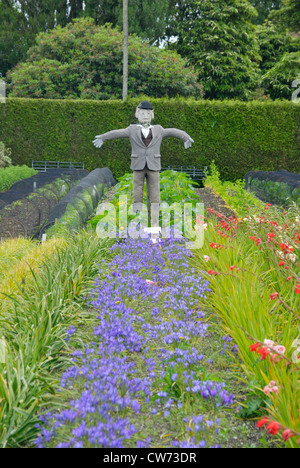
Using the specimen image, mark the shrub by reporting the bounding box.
[6,18,203,100]
[0,142,12,168]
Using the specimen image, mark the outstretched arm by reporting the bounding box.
[93,127,130,148]
[162,128,194,149]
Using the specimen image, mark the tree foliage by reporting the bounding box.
[6,18,203,100]
[84,0,171,44]
[261,51,300,99]
[168,0,261,100]
[248,0,282,24]
[256,20,300,73]
[268,0,300,32]
[0,0,173,76]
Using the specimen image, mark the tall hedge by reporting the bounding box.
[0,97,299,181]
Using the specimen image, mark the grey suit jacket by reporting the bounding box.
[99,124,191,171]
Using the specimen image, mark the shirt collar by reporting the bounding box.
[136,124,153,128]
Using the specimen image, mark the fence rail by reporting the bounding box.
[161,166,208,181]
[32,160,85,172]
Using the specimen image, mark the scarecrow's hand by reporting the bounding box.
[93,136,104,148]
[184,137,194,149]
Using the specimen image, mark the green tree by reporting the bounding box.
[0,0,29,76]
[261,51,300,99]
[248,0,282,24]
[0,0,69,76]
[269,0,300,32]
[256,20,300,73]
[0,1,174,76]
[6,17,203,100]
[83,0,171,44]
[168,0,261,100]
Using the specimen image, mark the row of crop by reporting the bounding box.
[0,169,229,448]
[246,176,300,208]
[0,230,113,447]
[88,170,199,233]
[1,166,298,447]
[33,225,239,448]
[0,170,199,448]
[35,168,295,449]
[43,168,116,238]
[0,165,37,192]
[0,171,88,239]
[192,165,300,447]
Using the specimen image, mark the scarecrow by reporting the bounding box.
[93,101,194,226]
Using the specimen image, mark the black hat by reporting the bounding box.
[138,101,153,110]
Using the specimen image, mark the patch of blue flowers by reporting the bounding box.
[35,234,234,448]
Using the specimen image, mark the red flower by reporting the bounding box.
[256,417,269,428]
[257,346,270,360]
[207,270,220,276]
[279,261,285,266]
[267,232,275,239]
[250,342,261,353]
[266,421,281,435]
[270,292,279,300]
[282,429,295,442]
[295,284,300,294]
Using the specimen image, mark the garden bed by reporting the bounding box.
[0,170,88,239]
[0,166,298,449]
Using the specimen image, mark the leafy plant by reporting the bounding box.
[0,165,37,192]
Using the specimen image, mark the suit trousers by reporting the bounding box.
[132,165,160,213]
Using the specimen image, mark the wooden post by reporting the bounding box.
[122,0,128,101]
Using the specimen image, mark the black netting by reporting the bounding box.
[0,218,26,238]
[244,170,300,206]
[245,170,300,190]
[0,169,88,205]
[38,168,116,237]
[0,169,88,239]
